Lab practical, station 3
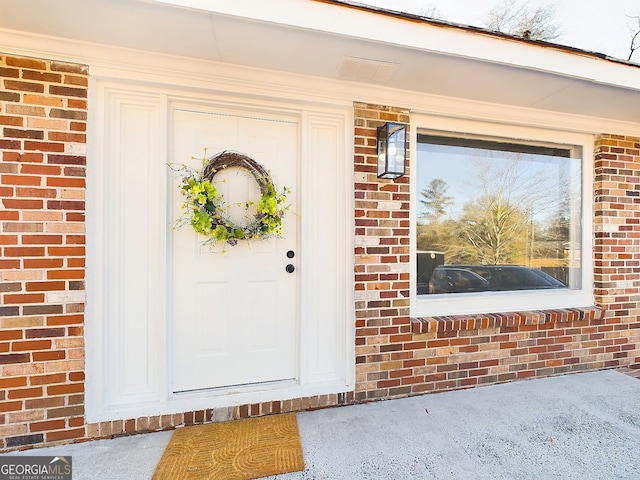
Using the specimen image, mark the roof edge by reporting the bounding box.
[317,0,640,69]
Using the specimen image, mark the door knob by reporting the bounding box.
[285,264,295,273]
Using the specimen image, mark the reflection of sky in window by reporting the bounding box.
[417,142,581,222]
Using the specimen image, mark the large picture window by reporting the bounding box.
[413,121,592,316]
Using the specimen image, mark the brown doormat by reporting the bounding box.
[152,413,305,480]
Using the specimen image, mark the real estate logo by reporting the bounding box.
[0,456,72,480]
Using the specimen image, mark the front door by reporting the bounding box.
[170,106,299,392]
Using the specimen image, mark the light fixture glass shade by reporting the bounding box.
[377,122,407,179]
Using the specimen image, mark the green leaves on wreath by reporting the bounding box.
[171,152,292,250]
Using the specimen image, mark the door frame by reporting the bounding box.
[86,79,355,422]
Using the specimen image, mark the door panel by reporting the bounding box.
[170,107,298,392]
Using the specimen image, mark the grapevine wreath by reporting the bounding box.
[172,150,291,248]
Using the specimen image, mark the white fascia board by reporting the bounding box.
[150,0,640,91]
[1,26,638,138]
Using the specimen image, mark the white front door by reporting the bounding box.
[170,106,299,392]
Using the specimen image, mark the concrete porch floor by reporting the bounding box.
[2,368,640,479]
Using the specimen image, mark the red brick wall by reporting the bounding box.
[593,134,640,365]
[353,102,412,401]
[84,392,353,441]
[352,103,640,401]
[0,54,87,450]
[409,307,623,391]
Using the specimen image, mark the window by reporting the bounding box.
[412,117,593,316]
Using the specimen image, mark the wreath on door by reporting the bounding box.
[171,150,291,248]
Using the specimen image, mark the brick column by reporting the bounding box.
[594,134,640,367]
[0,53,87,449]
[353,102,412,401]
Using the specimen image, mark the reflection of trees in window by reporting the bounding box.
[418,179,457,259]
[460,152,564,265]
[536,195,570,264]
[417,149,573,268]
[459,194,529,264]
[417,179,458,260]
[420,178,453,222]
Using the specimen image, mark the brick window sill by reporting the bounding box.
[411,306,604,334]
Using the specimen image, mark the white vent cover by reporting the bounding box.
[338,56,400,83]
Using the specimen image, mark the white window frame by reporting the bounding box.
[410,114,594,317]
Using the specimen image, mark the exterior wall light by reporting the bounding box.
[377,122,407,179]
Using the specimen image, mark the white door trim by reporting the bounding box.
[86,79,354,422]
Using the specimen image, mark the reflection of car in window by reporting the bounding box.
[428,265,567,294]
[428,267,491,294]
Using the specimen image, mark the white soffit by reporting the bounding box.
[338,57,400,83]
[150,0,640,89]
[0,0,639,125]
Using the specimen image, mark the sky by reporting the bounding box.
[362,0,640,62]
[416,142,581,222]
